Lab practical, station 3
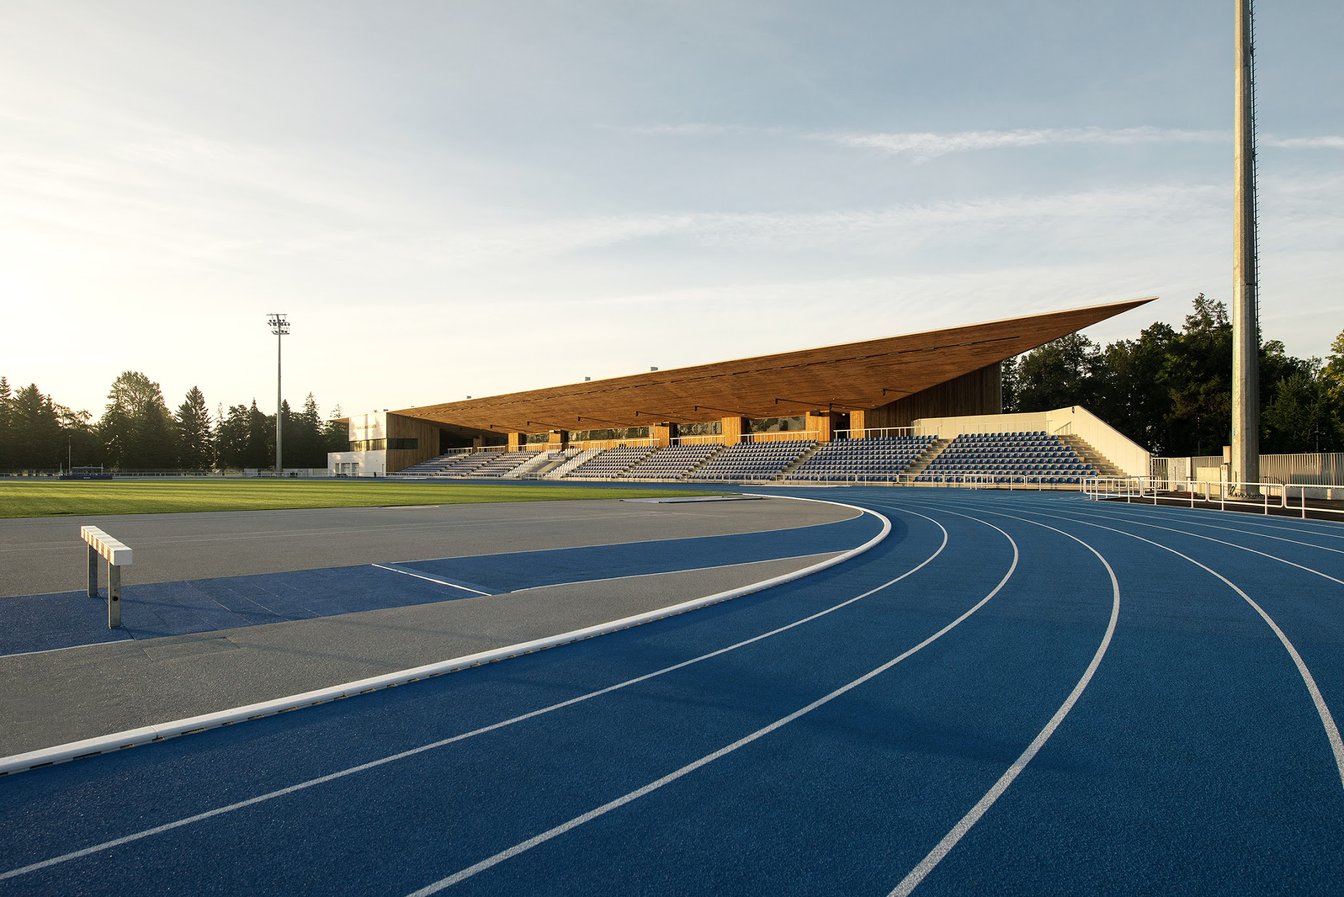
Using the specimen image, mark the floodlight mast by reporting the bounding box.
[268,314,290,477]
[1232,0,1260,494]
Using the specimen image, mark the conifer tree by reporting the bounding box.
[175,386,215,470]
[0,376,12,470]
[9,384,61,469]
[244,400,271,469]
[215,404,250,470]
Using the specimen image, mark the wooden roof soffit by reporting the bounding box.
[395,297,1155,431]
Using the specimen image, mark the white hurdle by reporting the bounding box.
[81,526,133,629]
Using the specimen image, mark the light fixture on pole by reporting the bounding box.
[267,313,290,477]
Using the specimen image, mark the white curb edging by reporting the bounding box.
[0,496,890,776]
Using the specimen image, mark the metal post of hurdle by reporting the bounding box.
[81,526,132,629]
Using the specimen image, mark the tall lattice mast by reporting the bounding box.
[1231,0,1260,490]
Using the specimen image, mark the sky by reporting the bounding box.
[2,0,1341,421]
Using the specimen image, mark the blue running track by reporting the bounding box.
[1,488,1342,895]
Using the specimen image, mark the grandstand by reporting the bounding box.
[331,299,1156,486]
[785,434,938,483]
[565,445,659,479]
[913,431,1097,485]
[689,440,816,482]
[619,443,723,480]
[394,450,503,478]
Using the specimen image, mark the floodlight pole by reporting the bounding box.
[268,314,290,477]
[1232,0,1260,494]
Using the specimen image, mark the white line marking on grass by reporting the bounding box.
[887,511,1120,897]
[370,564,492,596]
[0,500,912,884]
[976,502,1344,791]
[403,515,1019,896]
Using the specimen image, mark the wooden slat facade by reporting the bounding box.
[856,364,1001,432]
[385,413,454,471]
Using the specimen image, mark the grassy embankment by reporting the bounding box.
[0,479,720,519]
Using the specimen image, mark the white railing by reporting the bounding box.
[1080,476,1342,517]
[770,470,1085,490]
[1286,482,1344,518]
[568,438,659,451]
[904,473,1065,490]
[832,427,917,440]
[743,430,820,443]
[670,434,724,446]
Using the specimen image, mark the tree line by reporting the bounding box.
[1003,295,1344,457]
[0,371,348,472]
[3,295,1341,470]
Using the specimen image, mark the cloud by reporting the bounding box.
[345,182,1224,276]
[1263,135,1344,150]
[809,126,1225,160]
[616,122,763,137]
[621,122,1344,160]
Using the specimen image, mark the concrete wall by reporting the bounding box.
[914,406,1151,477]
[328,450,386,477]
[349,412,387,443]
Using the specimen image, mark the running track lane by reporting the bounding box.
[0,502,1080,895]
[887,490,1344,895]
[4,490,1344,894]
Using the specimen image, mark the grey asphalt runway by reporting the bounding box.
[1,495,857,755]
[0,496,852,597]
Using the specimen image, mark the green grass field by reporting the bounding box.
[0,479,719,519]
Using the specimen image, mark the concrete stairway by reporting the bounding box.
[902,439,950,478]
[1059,435,1126,478]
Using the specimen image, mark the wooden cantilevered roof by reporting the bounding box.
[395,298,1154,433]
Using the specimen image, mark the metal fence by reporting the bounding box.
[1152,452,1344,488]
[1085,475,1344,519]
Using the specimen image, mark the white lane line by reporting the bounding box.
[370,564,492,596]
[1044,506,1344,590]
[967,501,1344,791]
[1081,498,1344,541]
[3,499,888,779]
[403,515,1020,896]
[1083,501,1344,555]
[0,503,923,884]
[887,510,1121,897]
[0,638,134,660]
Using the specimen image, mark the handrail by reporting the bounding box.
[568,438,659,451]
[1082,475,1315,516]
[832,427,917,440]
[741,430,820,443]
[1285,482,1344,518]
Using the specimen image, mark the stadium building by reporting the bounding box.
[329,298,1155,484]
